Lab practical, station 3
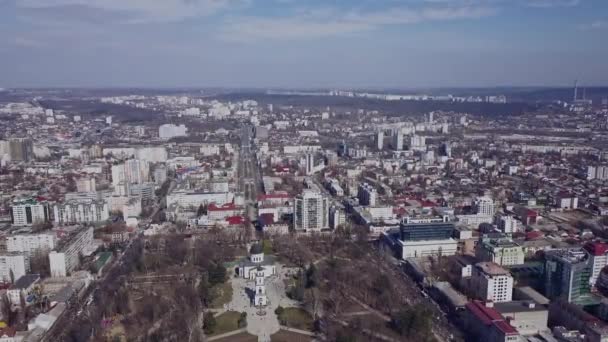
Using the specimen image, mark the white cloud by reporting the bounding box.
[524,0,580,8]
[219,6,496,42]
[16,0,249,22]
[579,20,608,30]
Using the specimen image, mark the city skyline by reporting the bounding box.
[1,0,607,88]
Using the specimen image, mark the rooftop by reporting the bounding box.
[11,274,40,290]
[475,262,511,276]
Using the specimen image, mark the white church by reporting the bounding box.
[237,243,277,279]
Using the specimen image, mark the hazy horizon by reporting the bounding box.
[1,0,607,88]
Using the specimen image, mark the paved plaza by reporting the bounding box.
[225,264,299,342]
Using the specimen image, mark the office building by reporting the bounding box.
[293,190,329,232]
[544,248,592,304]
[382,216,457,259]
[49,227,94,277]
[583,242,608,290]
[11,199,51,226]
[472,262,514,303]
[0,253,30,283]
[476,235,525,266]
[53,200,109,224]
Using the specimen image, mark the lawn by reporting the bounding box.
[277,307,314,331]
[209,311,244,336]
[270,329,314,342]
[210,282,233,309]
[262,239,274,254]
[212,332,257,342]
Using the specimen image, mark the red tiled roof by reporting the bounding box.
[466,301,518,335]
[225,216,245,225]
[493,320,518,335]
[525,231,544,240]
[584,242,608,256]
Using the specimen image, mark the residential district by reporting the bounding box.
[0,87,606,342]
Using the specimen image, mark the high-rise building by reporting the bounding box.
[392,134,403,151]
[544,248,592,304]
[471,262,514,303]
[112,159,149,187]
[294,190,329,232]
[357,182,377,206]
[583,242,608,291]
[409,135,426,151]
[8,138,34,162]
[476,196,495,216]
[305,153,314,175]
[496,215,519,234]
[376,131,384,150]
[329,205,346,229]
[587,165,608,180]
[11,199,51,226]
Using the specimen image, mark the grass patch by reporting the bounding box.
[210,282,233,309]
[270,330,313,342]
[209,311,243,336]
[263,239,273,254]
[277,307,314,331]
[213,332,258,342]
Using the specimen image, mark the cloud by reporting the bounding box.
[12,37,47,48]
[15,0,249,22]
[524,0,580,8]
[219,5,496,42]
[579,20,608,30]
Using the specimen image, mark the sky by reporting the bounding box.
[0,0,607,88]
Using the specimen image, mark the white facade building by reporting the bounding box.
[294,190,329,232]
[496,215,519,234]
[472,262,514,303]
[0,253,30,283]
[158,124,187,140]
[476,196,496,216]
[49,227,94,277]
[6,233,56,255]
[53,200,109,224]
[11,200,50,226]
